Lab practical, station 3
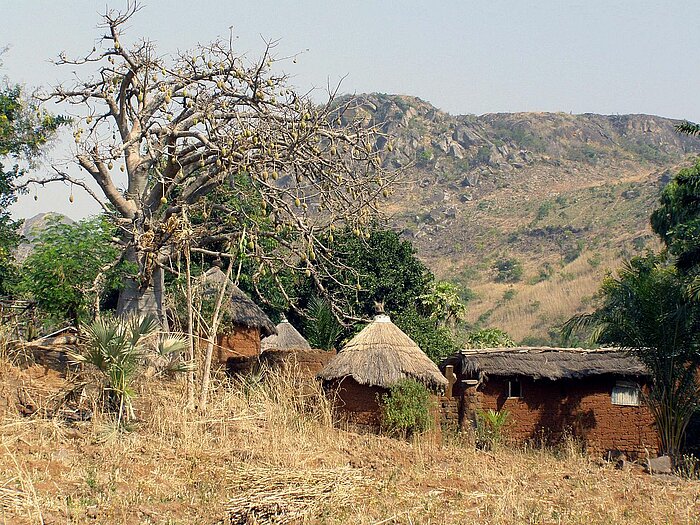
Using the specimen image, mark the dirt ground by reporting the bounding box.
[1,359,699,525]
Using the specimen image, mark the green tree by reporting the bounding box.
[393,306,459,364]
[563,254,700,456]
[319,226,433,319]
[21,216,122,327]
[465,328,516,348]
[419,280,467,329]
[651,159,700,274]
[0,75,67,294]
[291,226,459,361]
[493,257,523,283]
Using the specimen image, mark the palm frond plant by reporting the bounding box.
[70,315,188,426]
[562,255,700,457]
[675,121,700,136]
[476,408,510,450]
[305,296,343,351]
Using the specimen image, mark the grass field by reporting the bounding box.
[1,357,698,525]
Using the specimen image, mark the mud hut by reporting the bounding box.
[318,314,447,426]
[198,267,276,369]
[260,318,333,378]
[440,347,658,456]
[261,318,312,352]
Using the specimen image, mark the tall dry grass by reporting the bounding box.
[0,357,698,524]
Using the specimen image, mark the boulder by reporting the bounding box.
[646,455,672,475]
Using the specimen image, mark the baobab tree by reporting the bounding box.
[30,4,393,326]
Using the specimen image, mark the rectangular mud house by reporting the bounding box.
[440,347,658,456]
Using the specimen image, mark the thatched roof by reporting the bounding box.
[199,267,276,337]
[442,346,649,381]
[261,318,312,352]
[317,314,448,391]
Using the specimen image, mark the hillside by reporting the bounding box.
[346,94,700,343]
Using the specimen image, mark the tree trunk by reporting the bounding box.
[117,246,169,330]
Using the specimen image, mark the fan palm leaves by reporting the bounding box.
[71,315,188,425]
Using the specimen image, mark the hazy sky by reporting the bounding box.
[4,0,700,219]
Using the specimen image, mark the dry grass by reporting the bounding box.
[465,250,621,342]
[0,358,698,524]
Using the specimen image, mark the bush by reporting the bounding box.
[466,328,515,349]
[493,257,523,283]
[380,379,433,437]
[475,409,510,450]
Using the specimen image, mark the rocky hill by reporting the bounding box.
[345,94,700,343]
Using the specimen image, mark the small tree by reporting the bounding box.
[493,257,523,283]
[419,280,467,329]
[380,379,433,438]
[466,328,516,349]
[21,216,123,327]
[0,73,67,295]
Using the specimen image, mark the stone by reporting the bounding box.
[647,455,672,475]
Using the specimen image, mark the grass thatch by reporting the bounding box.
[444,346,648,381]
[318,315,447,391]
[261,319,312,352]
[199,267,276,337]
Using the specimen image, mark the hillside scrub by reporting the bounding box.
[0,354,699,524]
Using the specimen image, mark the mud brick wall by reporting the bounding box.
[438,396,460,428]
[215,326,262,362]
[260,349,335,379]
[325,377,386,427]
[478,376,658,456]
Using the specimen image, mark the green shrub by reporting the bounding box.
[380,379,433,437]
[466,328,515,348]
[475,409,510,450]
[493,257,523,283]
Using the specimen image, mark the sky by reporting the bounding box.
[3,0,700,220]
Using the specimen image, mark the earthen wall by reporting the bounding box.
[473,376,658,456]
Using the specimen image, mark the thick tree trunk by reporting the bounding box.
[117,246,169,330]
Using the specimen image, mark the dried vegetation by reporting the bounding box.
[0,349,698,524]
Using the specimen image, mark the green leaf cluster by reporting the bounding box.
[651,158,700,274]
[20,216,124,327]
[465,328,516,349]
[380,378,433,437]
[0,77,68,295]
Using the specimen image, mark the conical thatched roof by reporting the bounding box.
[317,314,447,391]
[261,318,312,352]
[199,267,276,337]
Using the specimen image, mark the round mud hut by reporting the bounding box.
[261,318,311,352]
[317,314,447,426]
[260,318,335,378]
[198,267,276,370]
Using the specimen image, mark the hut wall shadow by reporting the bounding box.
[479,375,657,456]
